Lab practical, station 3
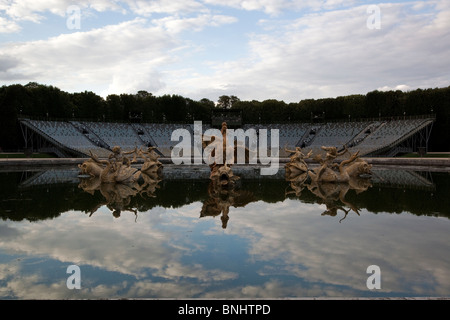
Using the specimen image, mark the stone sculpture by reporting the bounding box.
[283,145,372,183]
[285,170,309,198]
[78,145,163,217]
[283,145,373,221]
[209,163,240,187]
[284,146,312,179]
[136,146,163,176]
[78,145,163,184]
[308,146,372,183]
[202,121,251,186]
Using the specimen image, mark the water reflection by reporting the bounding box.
[0,167,449,299]
[77,163,374,226]
[78,171,163,219]
[284,168,373,222]
[1,166,448,223]
[201,181,257,229]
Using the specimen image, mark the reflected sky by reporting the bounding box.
[0,169,450,299]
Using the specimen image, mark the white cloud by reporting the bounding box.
[202,0,358,15]
[0,0,449,101]
[125,0,206,16]
[0,0,206,24]
[151,13,238,34]
[168,1,450,101]
[0,18,176,94]
[378,84,411,92]
[0,16,21,33]
[0,0,83,21]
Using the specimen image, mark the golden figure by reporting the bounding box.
[284,146,312,180]
[309,146,372,183]
[78,145,164,218]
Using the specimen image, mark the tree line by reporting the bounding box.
[0,82,449,151]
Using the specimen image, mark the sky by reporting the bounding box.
[0,0,449,103]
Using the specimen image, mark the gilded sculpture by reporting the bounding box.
[78,145,163,218]
[78,145,163,184]
[284,144,373,221]
[284,146,312,178]
[202,121,252,186]
[284,145,372,183]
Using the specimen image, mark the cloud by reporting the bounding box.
[0,16,21,33]
[0,1,449,101]
[202,0,359,15]
[151,13,238,34]
[170,1,450,101]
[0,194,449,299]
[125,0,206,16]
[0,0,206,24]
[378,84,411,92]
[0,18,176,94]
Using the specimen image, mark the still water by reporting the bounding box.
[0,165,449,299]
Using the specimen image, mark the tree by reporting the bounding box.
[217,95,230,109]
[217,95,240,109]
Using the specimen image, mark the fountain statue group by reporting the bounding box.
[78,145,162,183]
[284,145,373,183]
[78,146,163,219]
[77,121,373,223]
[283,144,373,222]
[78,121,371,187]
[201,121,373,186]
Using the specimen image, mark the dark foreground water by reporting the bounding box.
[0,165,449,299]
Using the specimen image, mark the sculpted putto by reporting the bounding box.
[78,145,163,218]
[78,145,163,184]
[202,121,251,186]
[308,146,372,183]
[284,146,312,179]
[284,145,373,222]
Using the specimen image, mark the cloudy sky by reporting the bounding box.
[0,0,449,102]
[2,199,450,299]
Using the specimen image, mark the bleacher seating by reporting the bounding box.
[304,121,370,156]
[24,119,110,157]
[20,117,434,159]
[348,119,433,156]
[80,121,145,153]
[142,123,195,157]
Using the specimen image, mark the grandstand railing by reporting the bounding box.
[363,118,435,157]
[20,119,87,157]
[18,114,436,158]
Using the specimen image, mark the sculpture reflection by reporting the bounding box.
[286,174,372,222]
[78,146,163,219]
[200,180,256,229]
[78,172,162,220]
[309,179,370,222]
[285,145,373,222]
